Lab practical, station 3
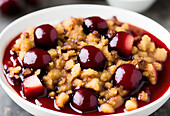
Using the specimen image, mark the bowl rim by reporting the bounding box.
[0,4,170,116]
[106,0,156,2]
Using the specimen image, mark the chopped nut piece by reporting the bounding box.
[153,62,162,71]
[118,86,128,96]
[138,60,147,70]
[35,69,41,75]
[48,49,58,59]
[62,50,76,61]
[100,103,115,113]
[125,98,138,111]
[81,68,98,78]
[86,78,101,91]
[67,90,73,94]
[47,69,61,80]
[64,59,75,70]
[23,68,32,76]
[9,66,21,77]
[148,42,155,52]
[73,78,83,87]
[55,92,69,108]
[100,70,112,81]
[109,88,118,97]
[43,76,53,90]
[132,46,138,54]
[138,35,151,51]
[108,95,124,108]
[107,65,117,75]
[153,48,167,62]
[138,91,150,103]
[57,84,72,93]
[71,63,81,78]
[48,91,55,97]
[105,82,113,89]
[143,63,157,85]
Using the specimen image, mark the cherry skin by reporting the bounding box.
[114,64,142,94]
[34,24,58,49]
[0,0,20,15]
[78,45,107,71]
[23,48,51,69]
[83,16,108,35]
[72,88,98,112]
[108,31,134,57]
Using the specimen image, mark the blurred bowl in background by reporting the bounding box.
[106,0,157,12]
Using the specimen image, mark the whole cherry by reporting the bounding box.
[23,48,51,69]
[34,24,58,49]
[78,45,107,71]
[108,31,134,57]
[83,16,108,35]
[114,64,142,94]
[72,88,98,112]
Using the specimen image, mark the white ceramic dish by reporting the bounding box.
[0,4,170,116]
[106,0,157,12]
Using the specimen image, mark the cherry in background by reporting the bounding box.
[78,45,107,71]
[72,88,98,113]
[0,0,21,15]
[83,16,108,35]
[34,24,58,50]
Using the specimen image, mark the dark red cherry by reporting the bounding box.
[72,88,97,112]
[23,48,51,69]
[0,0,20,15]
[78,45,107,71]
[34,24,58,49]
[114,64,142,93]
[108,31,134,57]
[83,16,108,35]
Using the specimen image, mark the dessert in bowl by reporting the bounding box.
[0,5,170,116]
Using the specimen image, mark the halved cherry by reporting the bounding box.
[23,74,44,98]
[83,16,108,35]
[72,88,98,112]
[108,31,134,57]
[23,48,51,69]
[114,64,142,94]
[78,45,107,71]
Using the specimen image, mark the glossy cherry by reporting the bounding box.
[72,88,98,112]
[83,16,108,35]
[78,45,107,71]
[23,48,51,69]
[108,31,134,57]
[0,0,20,15]
[34,24,58,49]
[114,64,142,93]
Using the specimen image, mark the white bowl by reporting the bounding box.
[0,4,170,116]
[106,0,157,12]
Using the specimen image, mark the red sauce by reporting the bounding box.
[2,25,170,115]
